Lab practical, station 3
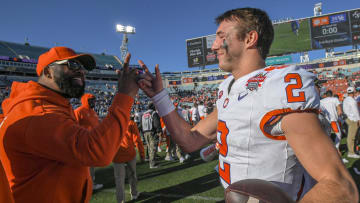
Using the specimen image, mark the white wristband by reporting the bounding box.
[200,144,218,162]
[151,89,175,117]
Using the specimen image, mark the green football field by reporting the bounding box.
[91,148,225,203]
[91,138,360,203]
[269,19,312,56]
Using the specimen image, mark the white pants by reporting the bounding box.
[113,157,138,203]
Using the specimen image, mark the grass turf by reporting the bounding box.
[91,149,225,203]
[91,138,360,203]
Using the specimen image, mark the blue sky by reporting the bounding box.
[0,0,359,72]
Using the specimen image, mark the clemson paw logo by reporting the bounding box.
[219,90,224,99]
[223,98,229,108]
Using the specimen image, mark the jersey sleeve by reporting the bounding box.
[262,65,320,112]
[259,66,320,138]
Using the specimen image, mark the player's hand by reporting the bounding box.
[117,53,139,98]
[137,60,163,98]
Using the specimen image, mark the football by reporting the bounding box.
[225,179,295,203]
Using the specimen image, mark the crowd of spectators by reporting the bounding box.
[0,67,360,118]
[310,67,360,101]
[1,67,360,117]
[78,83,219,122]
[169,85,217,110]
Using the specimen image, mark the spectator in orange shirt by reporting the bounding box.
[0,47,139,203]
[113,115,145,202]
[74,93,103,190]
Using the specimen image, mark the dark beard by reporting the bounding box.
[53,69,85,98]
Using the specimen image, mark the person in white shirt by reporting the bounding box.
[181,105,191,123]
[343,87,360,159]
[190,102,200,125]
[320,90,343,149]
[197,101,206,120]
[317,83,348,164]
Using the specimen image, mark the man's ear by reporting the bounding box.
[43,66,53,79]
[245,30,258,49]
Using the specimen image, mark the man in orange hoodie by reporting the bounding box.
[74,93,103,190]
[0,46,139,203]
[113,114,145,202]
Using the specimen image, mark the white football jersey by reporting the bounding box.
[318,105,332,136]
[216,65,319,200]
[198,105,206,117]
[320,97,340,121]
[190,107,199,121]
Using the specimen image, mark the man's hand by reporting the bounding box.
[117,53,139,98]
[137,60,163,98]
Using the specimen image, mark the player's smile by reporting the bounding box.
[212,21,245,73]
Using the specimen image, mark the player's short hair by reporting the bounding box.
[215,7,274,60]
[325,90,333,97]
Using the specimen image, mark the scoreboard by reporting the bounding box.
[350,10,360,44]
[311,12,352,49]
[269,8,360,56]
[186,34,218,68]
[187,8,360,67]
[305,8,360,50]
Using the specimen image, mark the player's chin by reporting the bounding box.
[218,63,232,73]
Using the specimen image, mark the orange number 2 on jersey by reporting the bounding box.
[217,120,231,185]
[284,73,306,103]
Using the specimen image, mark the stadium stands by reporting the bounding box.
[0,41,48,59]
[91,53,122,70]
[0,40,359,113]
[0,40,123,73]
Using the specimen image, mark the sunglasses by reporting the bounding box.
[52,60,86,72]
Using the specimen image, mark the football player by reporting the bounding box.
[320,90,343,149]
[137,8,358,202]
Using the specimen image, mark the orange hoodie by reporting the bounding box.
[0,161,14,203]
[0,81,133,203]
[74,93,100,130]
[113,120,145,163]
[0,113,14,203]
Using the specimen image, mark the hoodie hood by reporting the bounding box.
[80,93,95,108]
[2,81,70,116]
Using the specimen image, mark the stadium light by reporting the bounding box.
[116,25,136,34]
[116,24,136,66]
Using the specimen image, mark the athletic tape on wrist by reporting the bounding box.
[151,89,175,117]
